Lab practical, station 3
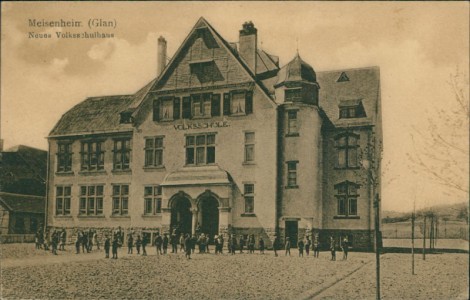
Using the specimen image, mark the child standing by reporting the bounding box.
[285,237,291,256]
[136,235,142,254]
[259,237,265,254]
[112,236,119,259]
[104,236,110,258]
[298,238,304,257]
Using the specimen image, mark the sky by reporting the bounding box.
[1,2,468,212]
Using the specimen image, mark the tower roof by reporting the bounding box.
[275,54,316,87]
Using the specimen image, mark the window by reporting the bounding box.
[173,97,181,120]
[57,143,73,172]
[112,184,129,215]
[244,132,255,163]
[182,97,191,119]
[80,141,104,171]
[287,110,298,135]
[222,91,253,116]
[285,88,302,102]
[185,133,216,165]
[144,186,162,215]
[191,93,212,117]
[144,137,164,167]
[113,139,131,170]
[335,133,359,168]
[286,161,298,187]
[338,100,366,119]
[56,186,71,215]
[335,181,359,216]
[244,184,254,214]
[231,92,245,114]
[79,185,104,215]
[161,97,174,120]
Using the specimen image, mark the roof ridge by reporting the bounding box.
[318,66,380,73]
[86,94,133,100]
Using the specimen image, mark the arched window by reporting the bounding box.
[334,133,359,169]
[334,181,360,216]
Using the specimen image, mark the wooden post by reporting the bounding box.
[422,215,426,260]
[374,194,381,300]
[411,211,415,275]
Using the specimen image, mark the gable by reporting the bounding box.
[154,26,252,92]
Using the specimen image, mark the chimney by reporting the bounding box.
[157,36,167,76]
[239,21,257,73]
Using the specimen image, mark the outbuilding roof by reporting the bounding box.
[0,192,45,214]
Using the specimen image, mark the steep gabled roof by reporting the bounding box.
[131,17,277,116]
[0,192,45,214]
[49,95,135,137]
[317,67,380,127]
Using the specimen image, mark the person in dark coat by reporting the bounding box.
[104,235,111,258]
[305,236,311,256]
[298,239,304,257]
[112,236,119,259]
[142,234,148,256]
[191,234,197,254]
[75,234,81,254]
[82,232,89,253]
[248,234,255,254]
[285,237,291,256]
[155,233,163,255]
[330,236,336,261]
[136,235,142,254]
[239,235,245,254]
[229,234,237,255]
[163,233,169,254]
[171,231,178,253]
[127,234,134,254]
[259,237,265,254]
[184,234,192,259]
[273,235,280,257]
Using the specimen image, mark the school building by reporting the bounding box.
[46,18,382,250]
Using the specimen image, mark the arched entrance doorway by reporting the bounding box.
[198,196,219,243]
[170,196,192,235]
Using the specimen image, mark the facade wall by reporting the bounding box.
[279,104,323,233]
[0,206,10,234]
[321,127,374,232]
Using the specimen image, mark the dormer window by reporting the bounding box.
[339,99,366,119]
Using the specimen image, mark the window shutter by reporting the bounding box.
[173,97,181,120]
[211,94,221,116]
[182,97,191,119]
[245,91,253,114]
[223,93,231,115]
[153,99,160,121]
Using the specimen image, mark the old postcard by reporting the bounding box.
[1,2,468,299]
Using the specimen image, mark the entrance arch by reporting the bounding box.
[170,196,192,235]
[198,196,219,242]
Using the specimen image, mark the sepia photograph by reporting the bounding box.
[1,1,468,299]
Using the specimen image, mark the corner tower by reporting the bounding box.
[275,54,323,245]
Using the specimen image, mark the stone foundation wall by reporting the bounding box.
[315,229,377,251]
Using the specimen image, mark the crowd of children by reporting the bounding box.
[36,227,351,261]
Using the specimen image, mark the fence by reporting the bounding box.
[0,234,36,244]
[382,225,468,240]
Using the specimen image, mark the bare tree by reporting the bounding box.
[408,71,469,196]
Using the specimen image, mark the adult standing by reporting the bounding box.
[93,231,100,250]
[330,236,336,261]
[60,228,66,251]
[127,233,134,254]
[273,235,280,257]
[259,237,265,254]
[112,236,119,259]
[142,234,148,256]
[136,235,142,255]
[285,237,291,256]
[305,236,311,256]
[298,238,304,257]
[162,233,169,254]
[229,234,237,255]
[239,235,245,254]
[248,234,255,254]
[184,234,192,259]
[155,232,163,255]
[104,235,111,258]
